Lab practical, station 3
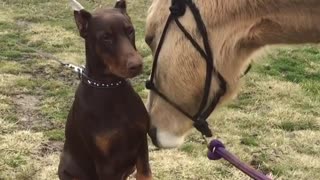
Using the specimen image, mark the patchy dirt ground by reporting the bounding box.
[14,95,51,131]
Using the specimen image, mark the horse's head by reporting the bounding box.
[144,0,255,148]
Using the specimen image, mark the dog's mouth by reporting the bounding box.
[127,67,143,78]
[109,70,142,79]
[104,58,143,79]
[127,62,143,78]
[118,65,143,79]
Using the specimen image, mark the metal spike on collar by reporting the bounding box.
[82,78,124,88]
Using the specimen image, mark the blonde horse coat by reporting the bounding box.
[145,0,320,148]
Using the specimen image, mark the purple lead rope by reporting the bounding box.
[207,140,272,180]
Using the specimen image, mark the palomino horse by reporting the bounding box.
[145,0,320,148]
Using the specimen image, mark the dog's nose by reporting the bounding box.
[148,127,160,148]
[127,61,142,74]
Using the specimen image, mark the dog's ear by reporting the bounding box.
[74,10,92,38]
[70,0,91,38]
[114,0,127,13]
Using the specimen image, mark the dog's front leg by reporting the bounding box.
[58,151,89,180]
[135,135,152,180]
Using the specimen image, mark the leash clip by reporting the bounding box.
[65,64,84,79]
[66,64,83,73]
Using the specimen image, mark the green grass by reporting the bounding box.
[256,47,320,99]
[240,134,259,147]
[0,0,319,179]
[277,120,319,132]
[44,129,65,141]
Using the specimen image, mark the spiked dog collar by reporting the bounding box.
[80,72,125,89]
[66,64,126,89]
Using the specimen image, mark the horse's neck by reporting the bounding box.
[155,0,320,45]
[205,0,320,46]
[152,0,320,80]
[199,0,320,85]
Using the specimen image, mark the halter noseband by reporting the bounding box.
[146,0,227,137]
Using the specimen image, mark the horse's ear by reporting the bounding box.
[114,0,127,13]
[74,10,92,38]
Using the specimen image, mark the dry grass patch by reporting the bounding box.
[0,131,44,179]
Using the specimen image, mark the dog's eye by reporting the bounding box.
[126,27,134,37]
[103,34,113,45]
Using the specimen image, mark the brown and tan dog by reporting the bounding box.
[58,1,152,179]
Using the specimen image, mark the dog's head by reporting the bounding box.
[72,0,142,78]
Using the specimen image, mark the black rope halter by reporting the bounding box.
[146,0,227,137]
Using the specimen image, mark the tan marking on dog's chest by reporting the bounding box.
[95,131,119,155]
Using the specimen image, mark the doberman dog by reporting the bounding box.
[58,1,152,179]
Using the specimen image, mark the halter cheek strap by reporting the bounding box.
[146,0,227,137]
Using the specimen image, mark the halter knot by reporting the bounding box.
[193,120,212,138]
[207,139,225,160]
[170,0,187,17]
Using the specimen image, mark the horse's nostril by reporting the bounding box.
[148,127,160,147]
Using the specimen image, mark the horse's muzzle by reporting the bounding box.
[148,126,160,147]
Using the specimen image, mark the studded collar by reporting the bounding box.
[66,64,126,89]
[80,71,126,89]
